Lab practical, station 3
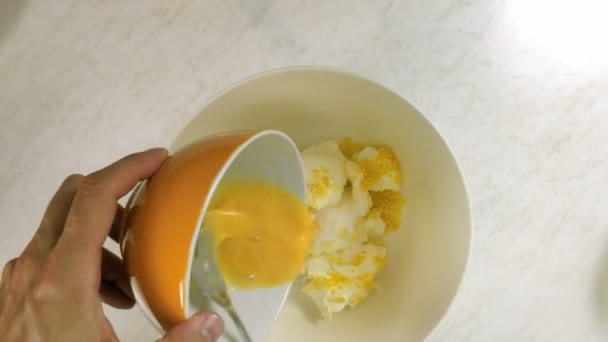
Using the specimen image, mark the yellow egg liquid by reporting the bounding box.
[204,181,316,289]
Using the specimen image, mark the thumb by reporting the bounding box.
[159,312,224,342]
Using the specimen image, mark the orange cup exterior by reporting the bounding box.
[120,131,256,331]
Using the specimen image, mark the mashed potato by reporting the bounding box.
[300,138,405,318]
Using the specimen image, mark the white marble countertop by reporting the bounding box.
[1,1,607,341]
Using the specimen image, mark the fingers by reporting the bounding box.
[1,258,17,280]
[109,204,125,244]
[100,280,134,309]
[23,175,83,260]
[159,312,224,342]
[101,316,121,341]
[100,248,134,309]
[0,258,18,309]
[0,258,18,297]
[54,148,167,272]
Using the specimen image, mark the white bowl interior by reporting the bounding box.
[172,68,472,341]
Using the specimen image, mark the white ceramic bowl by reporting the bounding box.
[171,67,472,341]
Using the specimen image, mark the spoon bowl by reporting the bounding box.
[191,226,251,342]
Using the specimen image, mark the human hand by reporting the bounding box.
[0,149,224,342]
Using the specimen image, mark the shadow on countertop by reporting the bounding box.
[594,236,608,330]
[0,1,28,49]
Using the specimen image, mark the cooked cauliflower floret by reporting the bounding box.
[358,209,386,236]
[345,161,372,216]
[302,242,387,318]
[309,193,365,255]
[304,256,331,277]
[301,141,348,210]
[370,190,405,232]
[352,146,401,191]
[301,138,404,319]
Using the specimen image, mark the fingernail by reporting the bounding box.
[200,313,223,342]
[145,147,168,155]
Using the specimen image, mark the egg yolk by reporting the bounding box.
[204,181,316,288]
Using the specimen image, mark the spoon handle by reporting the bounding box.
[224,304,252,342]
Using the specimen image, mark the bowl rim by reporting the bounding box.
[168,66,475,338]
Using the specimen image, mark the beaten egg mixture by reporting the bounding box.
[206,181,316,288]
[301,138,404,318]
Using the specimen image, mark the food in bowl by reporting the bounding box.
[205,180,317,289]
[300,138,405,318]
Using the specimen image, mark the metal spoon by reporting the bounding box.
[191,225,252,342]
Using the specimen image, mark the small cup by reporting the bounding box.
[119,129,306,340]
